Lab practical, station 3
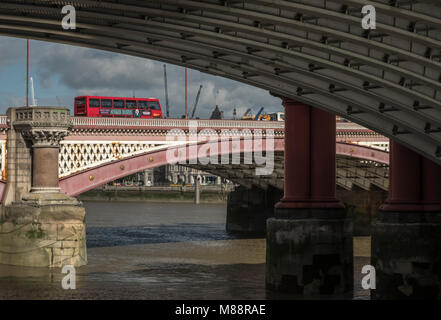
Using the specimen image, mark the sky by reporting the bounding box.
[0,36,283,119]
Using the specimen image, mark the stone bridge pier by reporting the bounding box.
[0,107,87,267]
[372,141,441,299]
[226,186,282,236]
[266,97,353,297]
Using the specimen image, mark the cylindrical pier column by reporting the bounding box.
[275,100,344,213]
[13,107,72,193]
[422,157,441,211]
[195,176,200,204]
[278,99,310,204]
[266,94,351,297]
[31,143,61,193]
[379,141,422,211]
[310,107,339,203]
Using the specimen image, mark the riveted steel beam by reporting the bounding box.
[1,0,441,165]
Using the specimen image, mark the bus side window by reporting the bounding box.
[114,100,124,108]
[101,99,112,108]
[126,100,137,108]
[138,101,148,109]
[89,99,100,108]
[75,98,86,106]
[149,101,160,110]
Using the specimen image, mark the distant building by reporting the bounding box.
[165,165,222,185]
[210,105,223,120]
[108,165,223,186]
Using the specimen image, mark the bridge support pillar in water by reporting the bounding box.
[0,107,87,267]
[195,176,200,205]
[266,97,353,297]
[226,185,282,236]
[372,141,441,299]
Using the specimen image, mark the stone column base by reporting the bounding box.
[30,187,62,194]
[266,208,353,297]
[372,212,441,299]
[0,193,87,267]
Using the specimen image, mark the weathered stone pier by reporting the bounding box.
[265,97,353,297]
[0,107,86,267]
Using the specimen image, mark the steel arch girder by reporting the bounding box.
[1,5,440,125]
[2,5,440,113]
[0,19,437,135]
[1,28,439,166]
[2,0,440,162]
[2,3,441,121]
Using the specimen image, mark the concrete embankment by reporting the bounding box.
[78,186,230,204]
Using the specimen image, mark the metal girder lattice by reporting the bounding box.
[59,141,172,177]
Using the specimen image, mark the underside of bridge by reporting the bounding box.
[0,0,440,166]
[1,0,441,299]
[187,151,389,192]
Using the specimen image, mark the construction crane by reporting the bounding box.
[241,107,271,121]
[163,64,170,118]
[191,85,203,119]
[241,108,253,120]
[254,107,265,121]
[253,107,271,120]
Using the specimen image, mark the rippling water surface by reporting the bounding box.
[0,201,370,299]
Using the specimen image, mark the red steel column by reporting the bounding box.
[310,107,342,207]
[275,97,342,209]
[422,157,441,212]
[276,98,310,207]
[380,141,423,211]
[380,141,441,212]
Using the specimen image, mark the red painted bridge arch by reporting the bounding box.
[59,139,389,197]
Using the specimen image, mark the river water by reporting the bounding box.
[0,202,370,299]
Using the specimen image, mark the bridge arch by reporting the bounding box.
[1,1,440,165]
[60,136,284,196]
[59,140,389,196]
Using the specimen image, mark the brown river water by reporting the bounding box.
[0,202,370,300]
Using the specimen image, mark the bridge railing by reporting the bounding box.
[0,116,8,127]
[0,113,381,139]
[0,115,377,128]
[0,115,372,131]
[71,117,286,129]
[71,117,377,131]
[336,122,374,130]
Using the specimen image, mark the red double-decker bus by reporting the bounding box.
[74,96,164,119]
